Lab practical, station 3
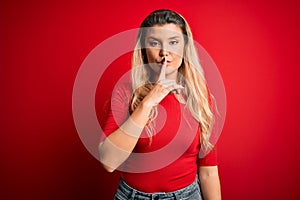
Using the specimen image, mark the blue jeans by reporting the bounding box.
[114,177,202,200]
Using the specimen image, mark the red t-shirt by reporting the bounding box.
[101,83,217,193]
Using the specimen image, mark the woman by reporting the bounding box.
[99,9,221,200]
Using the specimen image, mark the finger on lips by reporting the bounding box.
[157,57,184,93]
[158,57,166,81]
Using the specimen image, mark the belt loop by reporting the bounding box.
[130,190,136,200]
[173,192,179,200]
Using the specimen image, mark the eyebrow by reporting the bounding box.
[146,36,181,40]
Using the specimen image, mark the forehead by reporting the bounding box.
[145,23,183,39]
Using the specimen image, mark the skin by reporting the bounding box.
[199,166,222,200]
[144,23,184,81]
[99,23,221,200]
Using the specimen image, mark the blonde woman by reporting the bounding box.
[99,9,221,200]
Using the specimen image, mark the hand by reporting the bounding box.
[141,60,183,107]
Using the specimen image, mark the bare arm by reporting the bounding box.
[99,62,182,172]
[98,100,152,172]
[198,166,221,200]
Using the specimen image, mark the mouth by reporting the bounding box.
[157,58,171,65]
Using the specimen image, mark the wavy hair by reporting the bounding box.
[130,9,214,150]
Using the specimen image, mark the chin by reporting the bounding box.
[165,68,178,76]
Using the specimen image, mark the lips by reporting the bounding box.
[157,58,171,65]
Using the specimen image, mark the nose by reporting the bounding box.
[159,47,169,57]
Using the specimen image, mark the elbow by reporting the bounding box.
[199,166,219,181]
[102,164,116,173]
[98,141,130,173]
[99,155,118,173]
[98,142,118,173]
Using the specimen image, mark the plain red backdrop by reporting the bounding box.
[1,0,300,199]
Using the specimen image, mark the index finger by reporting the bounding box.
[158,58,166,81]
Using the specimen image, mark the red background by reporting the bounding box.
[1,0,300,199]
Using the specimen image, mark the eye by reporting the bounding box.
[149,40,160,47]
[169,40,179,45]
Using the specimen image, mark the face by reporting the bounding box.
[144,23,185,80]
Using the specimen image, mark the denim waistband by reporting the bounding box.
[114,177,201,200]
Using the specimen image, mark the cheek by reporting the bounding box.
[173,48,184,62]
[171,45,184,58]
[145,49,157,62]
[173,57,183,68]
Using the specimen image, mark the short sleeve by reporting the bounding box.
[198,147,218,166]
[197,85,218,166]
[99,83,132,142]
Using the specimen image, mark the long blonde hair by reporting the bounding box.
[130,9,214,150]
